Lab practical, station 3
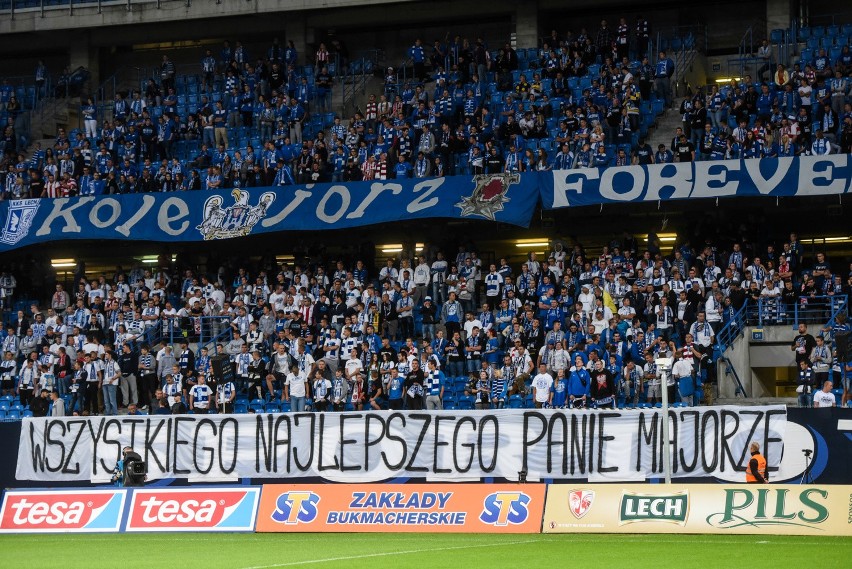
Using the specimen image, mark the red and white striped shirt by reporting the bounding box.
[361,160,377,180]
[365,101,378,121]
[44,180,62,198]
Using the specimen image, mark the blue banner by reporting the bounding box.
[0,173,539,252]
[2,156,849,251]
[540,155,852,209]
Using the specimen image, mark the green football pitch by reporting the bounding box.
[1,533,850,569]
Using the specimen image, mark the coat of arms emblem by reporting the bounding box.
[197,189,276,240]
[455,173,518,221]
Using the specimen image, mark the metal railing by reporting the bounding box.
[142,315,233,353]
[713,294,848,397]
[732,294,848,328]
[726,23,769,78]
[1,0,164,17]
[653,25,706,98]
[341,56,373,116]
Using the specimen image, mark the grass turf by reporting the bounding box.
[0,533,849,568]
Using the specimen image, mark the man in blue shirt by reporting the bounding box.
[654,50,675,108]
[201,48,216,94]
[409,39,426,81]
[393,153,412,178]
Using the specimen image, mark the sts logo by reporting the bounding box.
[479,492,531,526]
[271,492,321,525]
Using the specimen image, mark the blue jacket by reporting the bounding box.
[568,367,591,397]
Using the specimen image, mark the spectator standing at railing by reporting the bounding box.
[159,55,176,94]
[34,60,48,98]
[792,322,816,367]
[315,67,332,113]
[796,359,815,407]
[810,335,832,389]
[315,42,330,75]
[654,50,674,109]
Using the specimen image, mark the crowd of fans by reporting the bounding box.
[2,16,852,197]
[0,231,849,417]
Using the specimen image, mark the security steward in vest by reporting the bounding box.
[746,441,768,483]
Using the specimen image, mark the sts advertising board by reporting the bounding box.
[256,484,545,533]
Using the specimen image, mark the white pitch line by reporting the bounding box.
[240,539,543,569]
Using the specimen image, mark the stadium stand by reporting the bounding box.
[0,5,850,419]
[0,231,849,418]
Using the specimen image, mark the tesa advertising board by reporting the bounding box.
[125,487,260,532]
[0,489,127,533]
[256,484,545,533]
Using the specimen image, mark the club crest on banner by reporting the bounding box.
[197,190,276,240]
[455,173,518,221]
[569,489,595,519]
[0,199,40,245]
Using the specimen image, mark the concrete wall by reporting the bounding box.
[718,325,798,398]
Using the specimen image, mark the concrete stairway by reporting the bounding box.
[647,99,685,152]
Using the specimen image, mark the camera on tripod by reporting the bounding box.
[802,448,813,457]
[127,458,147,477]
[118,447,147,487]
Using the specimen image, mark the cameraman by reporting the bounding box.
[112,446,146,487]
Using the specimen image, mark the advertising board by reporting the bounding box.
[543,484,852,535]
[256,484,545,533]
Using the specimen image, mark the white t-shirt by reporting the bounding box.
[190,384,213,409]
[345,358,363,379]
[812,390,835,408]
[531,372,554,402]
[286,371,308,398]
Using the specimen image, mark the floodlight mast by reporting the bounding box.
[655,357,674,484]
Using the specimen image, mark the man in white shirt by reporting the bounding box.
[812,380,835,408]
[281,358,304,404]
[705,291,724,333]
[379,259,398,285]
[463,312,483,338]
[413,256,431,306]
[689,312,714,349]
[321,328,341,373]
[189,375,213,414]
[531,363,554,408]
[670,352,694,405]
[430,253,448,304]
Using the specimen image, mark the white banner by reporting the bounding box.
[16,406,786,483]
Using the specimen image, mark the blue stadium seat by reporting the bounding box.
[22,410,33,418]
[249,398,265,413]
[798,27,811,41]
[806,37,820,51]
[507,394,523,409]
[265,402,280,413]
[8,409,20,420]
[811,26,825,39]
[830,46,842,61]
[826,25,839,38]
[770,29,785,44]
[457,395,475,410]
